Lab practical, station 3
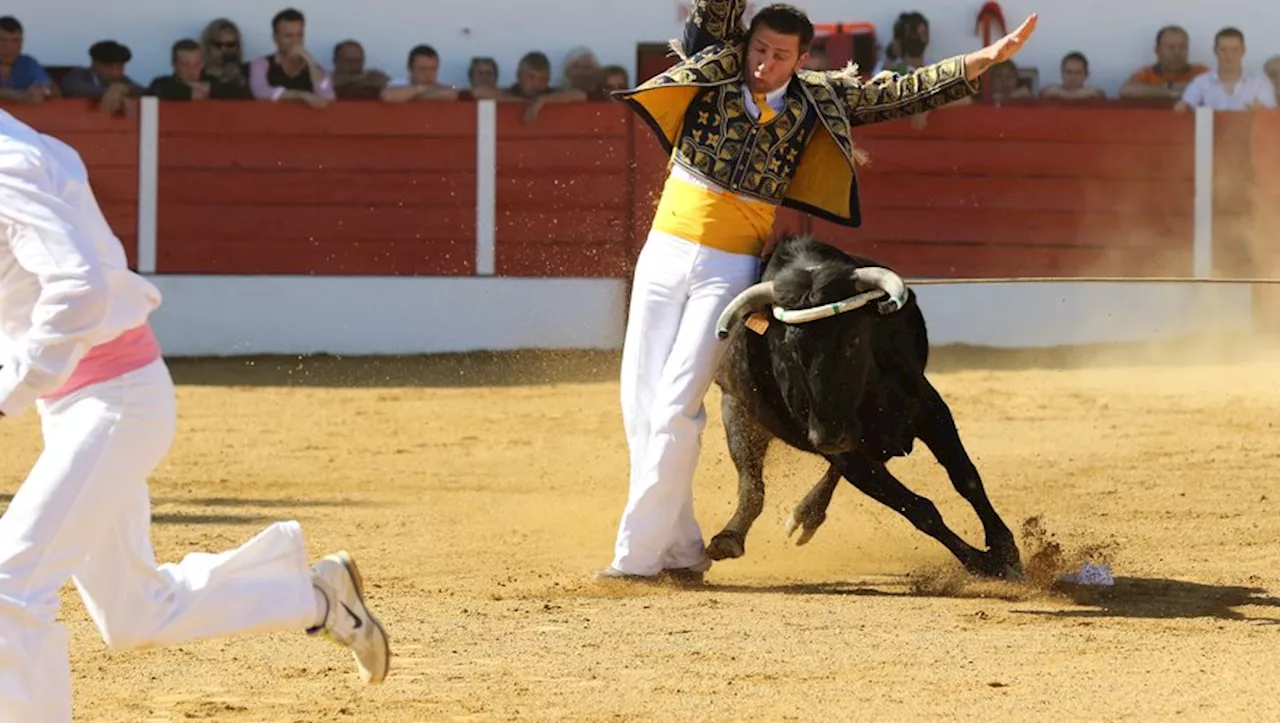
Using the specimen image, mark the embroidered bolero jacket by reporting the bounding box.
[613,0,981,227]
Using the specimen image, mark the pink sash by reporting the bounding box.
[43,324,162,400]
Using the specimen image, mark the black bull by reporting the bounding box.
[706,234,1023,580]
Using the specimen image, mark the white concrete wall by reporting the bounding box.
[11,0,1279,97]
[143,275,1254,356]
[911,283,1253,348]
[146,276,628,355]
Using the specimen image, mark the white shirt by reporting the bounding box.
[0,110,161,416]
[1181,71,1277,110]
[741,79,789,120]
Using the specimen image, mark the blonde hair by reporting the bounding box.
[561,45,599,86]
[200,17,243,66]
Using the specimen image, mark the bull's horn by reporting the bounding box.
[715,281,776,339]
[852,266,910,314]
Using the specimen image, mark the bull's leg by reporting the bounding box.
[830,452,1010,579]
[785,464,841,546]
[915,379,1022,579]
[706,392,772,561]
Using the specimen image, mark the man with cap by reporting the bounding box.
[59,40,144,114]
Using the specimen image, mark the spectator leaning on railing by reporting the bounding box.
[60,40,145,115]
[147,38,253,101]
[2,9,1270,113]
[1119,25,1208,101]
[1175,27,1275,111]
[248,8,335,108]
[0,15,55,103]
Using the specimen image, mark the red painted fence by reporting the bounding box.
[3,100,1275,280]
[5,101,140,268]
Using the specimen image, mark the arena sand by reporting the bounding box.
[3,335,1280,721]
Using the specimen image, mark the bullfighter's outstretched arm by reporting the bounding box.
[682,0,749,56]
[833,13,1039,126]
[832,56,982,127]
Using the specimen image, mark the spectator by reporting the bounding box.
[601,64,629,92]
[249,7,334,107]
[332,39,389,99]
[986,60,1032,104]
[1175,27,1275,111]
[148,39,209,101]
[457,57,500,100]
[1039,51,1106,100]
[504,51,553,100]
[60,40,145,115]
[1265,55,1280,100]
[148,38,252,101]
[380,45,457,102]
[522,47,607,123]
[560,46,607,98]
[0,16,55,103]
[883,11,929,74]
[200,18,251,97]
[1120,25,1209,100]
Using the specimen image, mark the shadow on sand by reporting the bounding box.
[689,574,1280,623]
[1020,576,1280,622]
[158,332,1280,390]
[0,494,373,527]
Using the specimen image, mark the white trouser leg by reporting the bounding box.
[0,359,315,722]
[613,232,759,576]
[619,233,693,493]
[614,232,692,571]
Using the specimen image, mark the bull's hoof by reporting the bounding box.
[785,509,825,546]
[707,532,746,561]
[970,549,1024,582]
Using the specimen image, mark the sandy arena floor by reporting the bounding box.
[4,336,1280,721]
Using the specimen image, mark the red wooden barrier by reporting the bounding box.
[155,101,476,275]
[810,106,1196,278]
[1212,112,1256,279]
[1245,112,1280,332]
[3,100,140,269]
[494,103,631,277]
[12,100,1275,283]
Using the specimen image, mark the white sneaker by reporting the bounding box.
[308,551,391,684]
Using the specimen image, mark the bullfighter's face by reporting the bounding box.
[745,25,808,94]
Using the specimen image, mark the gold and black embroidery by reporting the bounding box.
[686,0,748,45]
[672,84,816,204]
[830,56,979,126]
[616,43,983,227]
[638,42,743,89]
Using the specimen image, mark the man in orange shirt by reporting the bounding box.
[1119,25,1208,100]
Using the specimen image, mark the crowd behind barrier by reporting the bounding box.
[7,98,1280,283]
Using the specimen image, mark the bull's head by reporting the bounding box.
[716,263,910,455]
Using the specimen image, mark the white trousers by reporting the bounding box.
[0,359,316,722]
[612,230,761,576]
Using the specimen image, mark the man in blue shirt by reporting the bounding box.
[0,16,54,103]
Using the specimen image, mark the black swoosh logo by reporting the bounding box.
[341,602,363,629]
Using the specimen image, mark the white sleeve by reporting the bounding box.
[0,156,109,417]
[1260,77,1278,108]
[1180,75,1204,106]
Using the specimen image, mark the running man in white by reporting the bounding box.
[0,108,390,721]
